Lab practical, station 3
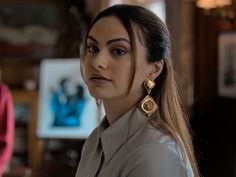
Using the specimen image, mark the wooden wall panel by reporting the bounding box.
[193,2,236,177]
[166,0,195,107]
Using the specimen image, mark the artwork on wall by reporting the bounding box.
[37,59,99,139]
[218,31,236,98]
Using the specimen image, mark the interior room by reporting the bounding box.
[0,0,235,177]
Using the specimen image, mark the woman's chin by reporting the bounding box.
[88,90,108,99]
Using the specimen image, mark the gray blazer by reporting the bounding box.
[75,107,194,177]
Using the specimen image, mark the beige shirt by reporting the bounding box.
[75,107,194,177]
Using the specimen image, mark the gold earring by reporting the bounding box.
[138,78,158,117]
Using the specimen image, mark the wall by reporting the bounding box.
[0,1,90,176]
[193,1,236,176]
[166,0,195,107]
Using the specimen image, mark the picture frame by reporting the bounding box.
[218,31,236,98]
[37,59,99,139]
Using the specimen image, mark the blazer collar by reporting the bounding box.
[99,107,149,164]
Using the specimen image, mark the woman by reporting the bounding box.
[75,4,199,177]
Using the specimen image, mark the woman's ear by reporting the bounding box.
[148,59,164,80]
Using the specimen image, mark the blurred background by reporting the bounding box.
[0,0,235,177]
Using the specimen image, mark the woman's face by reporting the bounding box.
[84,16,151,100]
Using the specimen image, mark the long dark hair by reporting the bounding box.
[81,4,199,177]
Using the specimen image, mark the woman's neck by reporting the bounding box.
[103,91,143,124]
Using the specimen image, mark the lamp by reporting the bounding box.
[197,0,216,9]
[196,0,234,21]
[215,0,231,7]
[196,0,232,9]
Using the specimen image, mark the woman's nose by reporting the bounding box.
[92,50,109,69]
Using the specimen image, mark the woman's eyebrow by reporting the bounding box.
[87,35,130,45]
[87,36,99,44]
[107,38,131,45]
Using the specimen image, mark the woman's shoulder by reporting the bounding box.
[126,126,193,177]
[131,109,184,160]
[124,138,188,177]
[131,126,181,158]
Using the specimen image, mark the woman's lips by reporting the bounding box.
[90,74,111,82]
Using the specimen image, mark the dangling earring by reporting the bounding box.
[138,78,158,117]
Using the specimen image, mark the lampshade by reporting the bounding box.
[196,0,216,9]
[215,0,231,6]
[196,0,232,9]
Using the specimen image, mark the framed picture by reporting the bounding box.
[218,31,236,97]
[37,59,99,139]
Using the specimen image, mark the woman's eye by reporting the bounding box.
[87,45,98,53]
[112,48,126,56]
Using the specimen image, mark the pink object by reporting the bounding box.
[0,83,14,177]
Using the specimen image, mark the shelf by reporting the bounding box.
[11,90,44,174]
